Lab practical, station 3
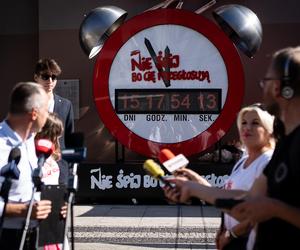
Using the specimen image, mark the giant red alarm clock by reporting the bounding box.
[93,9,244,157]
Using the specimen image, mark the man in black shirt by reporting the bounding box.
[231,47,300,249]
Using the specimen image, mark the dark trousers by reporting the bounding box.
[0,228,38,250]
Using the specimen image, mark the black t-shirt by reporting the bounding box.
[254,125,300,249]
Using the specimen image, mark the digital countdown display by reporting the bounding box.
[93,9,244,157]
[115,89,221,114]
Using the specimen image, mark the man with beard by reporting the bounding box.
[231,47,300,249]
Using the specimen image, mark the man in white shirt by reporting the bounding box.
[0,82,52,250]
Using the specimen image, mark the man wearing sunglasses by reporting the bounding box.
[34,59,74,185]
[34,58,74,150]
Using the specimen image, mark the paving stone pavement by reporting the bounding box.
[72,205,221,250]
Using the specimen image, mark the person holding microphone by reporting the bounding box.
[35,112,68,249]
[164,104,275,250]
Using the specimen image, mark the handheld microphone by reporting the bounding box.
[143,159,173,188]
[0,148,21,237]
[0,147,21,179]
[158,148,189,173]
[33,139,54,187]
[35,139,54,168]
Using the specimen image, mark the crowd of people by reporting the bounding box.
[0,46,300,250]
[164,47,300,249]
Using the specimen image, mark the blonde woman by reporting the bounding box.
[165,104,275,250]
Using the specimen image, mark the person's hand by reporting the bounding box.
[163,184,180,204]
[215,228,223,250]
[216,230,231,250]
[60,202,67,219]
[175,168,211,186]
[231,196,276,224]
[32,200,52,220]
[163,177,200,204]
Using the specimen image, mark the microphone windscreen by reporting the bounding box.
[143,159,165,179]
[1,147,21,179]
[65,132,85,148]
[8,147,21,165]
[158,148,175,163]
[35,139,54,157]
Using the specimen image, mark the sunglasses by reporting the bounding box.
[40,74,57,81]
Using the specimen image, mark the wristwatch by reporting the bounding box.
[225,230,238,239]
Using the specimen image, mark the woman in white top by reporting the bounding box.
[166,104,275,250]
[220,104,274,250]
